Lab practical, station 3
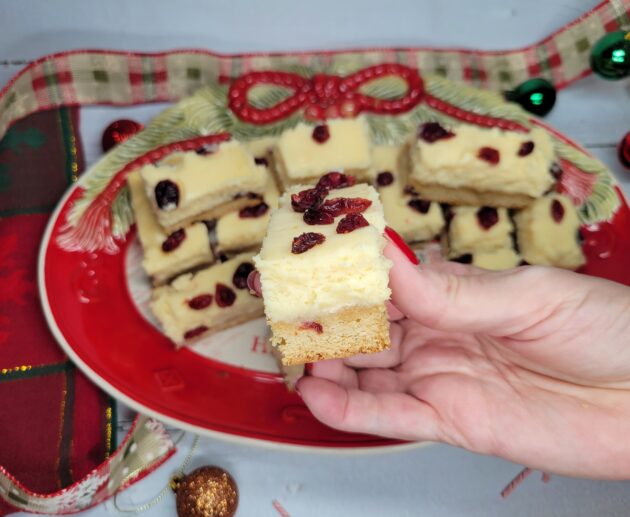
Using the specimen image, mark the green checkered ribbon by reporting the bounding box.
[0,0,628,141]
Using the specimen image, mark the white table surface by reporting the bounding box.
[2,1,630,515]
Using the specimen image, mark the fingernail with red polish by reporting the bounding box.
[247,270,262,297]
[384,226,419,265]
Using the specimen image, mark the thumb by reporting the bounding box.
[384,237,572,336]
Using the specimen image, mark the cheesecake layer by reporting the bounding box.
[408,125,555,205]
[140,141,267,230]
[254,183,391,324]
[274,117,372,185]
[514,194,585,269]
[370,145,444,243]
[151,252,263,346]
[127,171,214,285]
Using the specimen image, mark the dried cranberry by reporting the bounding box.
[478,147,500,165]
[233,262,254,289]
[303,208,335,225]
[187,294,213,310]
[336,213,369,234]
[551,199,565,223]
[452,254,473,264]
[291,187,327,212]
[550,163,563,181]
[518,141,535,157]
[233,191,263,200]
[215,283,237,307]
[477,207,499,230]
[299,321,323,334]
[291,232,326,254]
[154,180,179,210]
[404,185,419,197]
[407,199,431,214]
[254,156,269,167]
[376,171,394,186]
[417,122,455,143]
[184,325,208,340]
[196,146,214,155]
[162,229,186,252]
[239,202,269,218]
[316,172,356,190]
[312,124,330,143]
[320,197,372,217]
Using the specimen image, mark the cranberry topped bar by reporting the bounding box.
[254,173,391,365]
[370,145,445,243]
[273,117,372,188]
[151,252,263,347]
[514,194,585,269]
[215,160,280,254]
[128,171,215,285]
[140,140,267,232]
[406,123,556,208]
[445,205,521,270]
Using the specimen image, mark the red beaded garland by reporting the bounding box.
[227,63,424,123]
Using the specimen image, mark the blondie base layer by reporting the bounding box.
[271,305,389,365]
[254,177,391,365]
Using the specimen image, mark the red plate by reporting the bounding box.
[38,72,630,450]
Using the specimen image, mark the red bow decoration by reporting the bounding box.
[228,63,424,123]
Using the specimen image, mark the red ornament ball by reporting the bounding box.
[102,119,143,152]
[619,131,630,169]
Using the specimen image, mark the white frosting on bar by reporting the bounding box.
[254,183,391,323]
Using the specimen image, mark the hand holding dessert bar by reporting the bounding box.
[297,238,630,480]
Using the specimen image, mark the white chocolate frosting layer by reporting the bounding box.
[410,125,555,197]
[370,145,444,243]
[254,183,391,323]
[151,252,261,345]
[449,206,514,255]
[140,140,267,212]
[515,194,585,269]
[275,117,372,180]
[127,171,213,282]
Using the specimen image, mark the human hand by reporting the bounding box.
[297,231,630,479]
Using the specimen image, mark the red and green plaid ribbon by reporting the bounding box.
[0,0,628,142]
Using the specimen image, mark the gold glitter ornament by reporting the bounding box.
[173,466,238,517]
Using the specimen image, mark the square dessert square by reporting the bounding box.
[151,252,263,347]
[514,194,585,269]
[445,205,515,258]
[140,140,267,232]
[128,171,215,285]
[369,145,445,243]
[254,177,391,365]
[273,117,372,188]
[215,154,280,254]
[406,123,556,208]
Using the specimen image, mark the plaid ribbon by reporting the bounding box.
[0,0,628,142]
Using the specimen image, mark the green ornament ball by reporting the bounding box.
[590,30,630,80]
[504,78,556,117]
